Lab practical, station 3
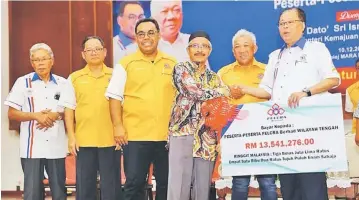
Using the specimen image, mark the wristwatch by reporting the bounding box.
[302,88,311,97]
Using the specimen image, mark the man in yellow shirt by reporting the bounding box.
[218,29,277,200]
[106,18,176,200]
[58,36,122,200]
[346,58,359,135]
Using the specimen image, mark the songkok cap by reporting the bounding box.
[188,30,211,43]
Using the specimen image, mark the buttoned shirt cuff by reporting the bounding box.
[4,100,22,111]
[105,92,123,101]
[58,102,76,110]
[56,106,65,113]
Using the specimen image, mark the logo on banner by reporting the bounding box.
[336,10,359,22]
[267,103,286,121]
[267,103,285,116]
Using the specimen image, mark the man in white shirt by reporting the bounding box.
[238,8,340,200]
[4,43,67,200]
[124,0,191,63]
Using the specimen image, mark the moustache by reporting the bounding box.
[194,53,205,56]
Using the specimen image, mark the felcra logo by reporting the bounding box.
[267,103,285,116]
[267,103,286,122]
[336,10,359,22]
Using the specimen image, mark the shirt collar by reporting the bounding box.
[233,59,263,70]
[134,49,166,63]
[81,64,111,77]
[293,37,306,49]
[31,73,57,84]
[118,31,133,47]
[279,36,306,58]
[189,61,210,75]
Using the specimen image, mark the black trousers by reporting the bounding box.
[76,146,122,200]
[21,158,66,200]
[123,141,168,200]
[279,172,329,200]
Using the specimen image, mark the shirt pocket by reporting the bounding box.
[293,55,317,84]
[75,81,94,105]
[127,67,152,89]
[162,67,173,76]
[23,88,35,98]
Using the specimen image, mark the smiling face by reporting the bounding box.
[278,9,305,46]
[187,37,212,65]
[81,38,107,65]
[232,35,257,66]
[135,21,160,55]
[30,49,54,77]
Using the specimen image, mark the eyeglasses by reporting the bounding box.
[278,20,302,27]
[31,58,52,63]
[125,14,145,22]
[83,47,104,54]
[136,30,157,39]
[188,43,211,50]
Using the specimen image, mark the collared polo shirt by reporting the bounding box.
[105,50,177,141]
[4,72,67,159]
[218,59,267,105]
[58,65,115,147]
[259,38,340,103]
[346,81,359,133]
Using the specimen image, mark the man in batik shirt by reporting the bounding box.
[167,31,240,200]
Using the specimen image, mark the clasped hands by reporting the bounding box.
[35,109,60,130]
[229,85,245,99]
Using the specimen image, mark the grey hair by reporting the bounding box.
[29,43,54,59]
[150,0,182,16]
[232,29,257,47]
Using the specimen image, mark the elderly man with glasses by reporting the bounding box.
[5,43,67,200]
[167,31,238,200]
